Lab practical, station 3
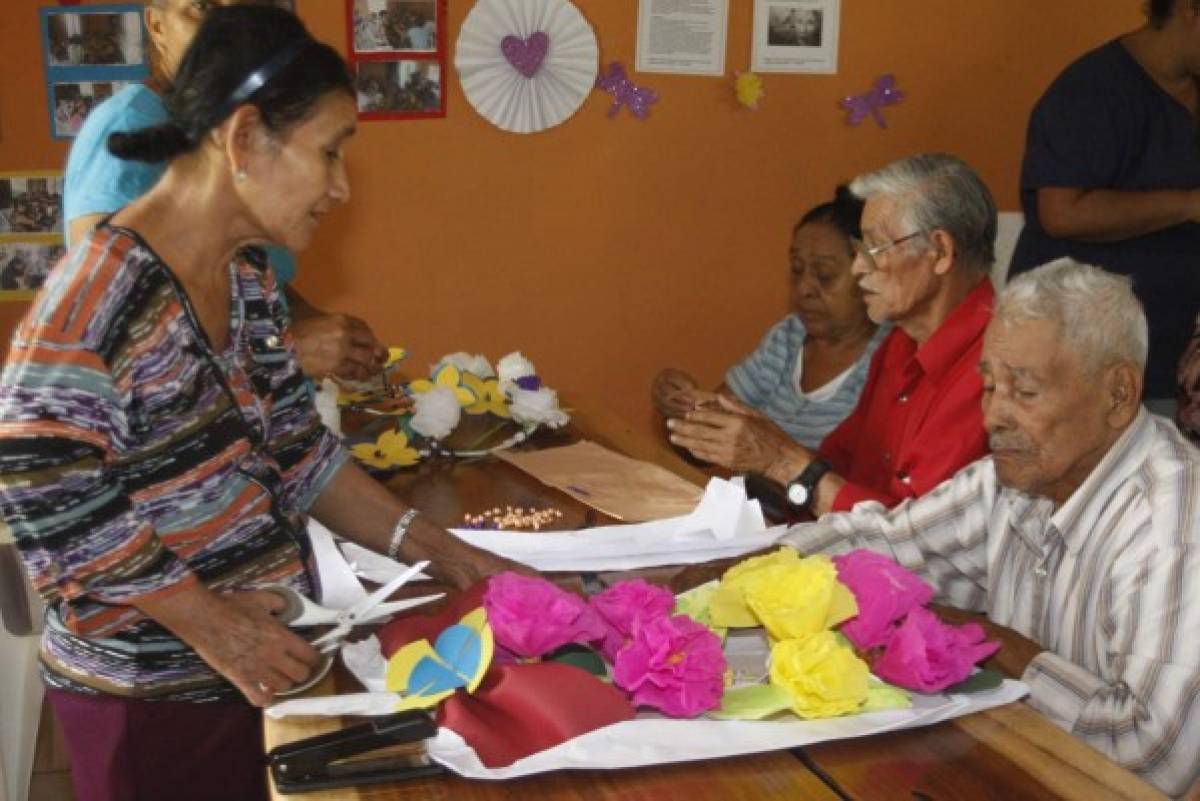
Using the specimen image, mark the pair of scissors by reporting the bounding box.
[309,560,431,654]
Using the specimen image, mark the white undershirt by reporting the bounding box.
[792,349,855,402]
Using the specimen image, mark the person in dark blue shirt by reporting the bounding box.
[1008,0,1200,413]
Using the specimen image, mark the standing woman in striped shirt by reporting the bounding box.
[0,7,517,801]
[652,187,887,449]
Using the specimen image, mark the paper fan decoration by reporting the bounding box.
[455,0,598,134]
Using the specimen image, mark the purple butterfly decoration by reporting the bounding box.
[841,74,905,129]
[595,62,658,120]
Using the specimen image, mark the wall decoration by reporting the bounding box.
[455,0,598,134]
[0,171,65,299]
[596,63,658,120]
[39,4,148,140]
[734,71,765,110]
[635,0,728,77]
[750,0,839,74]
[347,0,447,120]
[842,74,905,128]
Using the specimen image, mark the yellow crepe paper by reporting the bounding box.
[461,373,511,417]
[387,608,494,712]
[409,364,477,407]
[735,71,765,110]
[385,347,408,368]
[769,632,869,719]
[709,547,801,628]
[349,428,420,469]
[744,556,858,641]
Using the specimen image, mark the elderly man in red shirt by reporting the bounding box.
[669,153,995,516]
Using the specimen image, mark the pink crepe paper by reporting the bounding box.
[611,614,726,718]
[590,580,676,662]
[483,572,605,660]
[833,550,934,651]
[873,607,1001,692]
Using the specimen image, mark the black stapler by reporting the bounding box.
[267,710,444,794]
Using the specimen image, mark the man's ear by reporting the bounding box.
[927,229,958,276]
[1105,362,1142,429]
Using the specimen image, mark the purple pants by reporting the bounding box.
[46,688,268,801]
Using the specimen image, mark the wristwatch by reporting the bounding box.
[786,459,832,512]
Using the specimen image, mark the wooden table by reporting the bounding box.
[266,403,1167,801]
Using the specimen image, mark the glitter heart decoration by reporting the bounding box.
[500,31,550,78]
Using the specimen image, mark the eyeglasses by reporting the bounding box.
[852,231,926,267]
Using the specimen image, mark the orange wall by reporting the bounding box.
[0,1,1142,435]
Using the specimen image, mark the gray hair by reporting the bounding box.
[849,153,997,273]
[994,257,1148,373]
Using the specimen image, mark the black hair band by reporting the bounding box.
[212,38,309,124]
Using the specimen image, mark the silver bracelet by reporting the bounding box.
[387,508,420,560]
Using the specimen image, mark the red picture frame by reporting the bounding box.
[345,0,447,121]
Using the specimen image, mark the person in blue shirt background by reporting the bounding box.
[65,0,388,381]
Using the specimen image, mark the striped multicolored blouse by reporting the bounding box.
[0,225,347,701]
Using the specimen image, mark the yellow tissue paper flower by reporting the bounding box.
[735,71,764,110]
[385,347,407,368]
[770,632,869,719]
[409,364,476,407]
[744,555,858,641]
[461,373,510,418]
[350,428,420,469]
[709,547,802,628]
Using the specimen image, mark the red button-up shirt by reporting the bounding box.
[819,278,993,511]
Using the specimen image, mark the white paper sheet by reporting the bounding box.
[424,681,1027,779]
[449,478,783,571]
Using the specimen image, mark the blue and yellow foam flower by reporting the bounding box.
[387,608,494,711]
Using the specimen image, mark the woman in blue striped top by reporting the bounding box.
[652,188,886,452]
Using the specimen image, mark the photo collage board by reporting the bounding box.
[346,0,448,120]
[0,172,66,300]
[38,4,149,141]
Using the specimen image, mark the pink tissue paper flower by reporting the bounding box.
[590,580,676,661]
[483,572,606,660]
[833,549,934,651]
[873,606,1001,692]
[611,614,727,718]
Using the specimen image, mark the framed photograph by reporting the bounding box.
[44,8,144,67]
[50,80,134,138]
[355,60,441,117]
[0,173,64,239]
[751,0,840,74]
[345,0,446,120]
[0,242,67,298]
[348,0,439,57]
[40,4,148,140]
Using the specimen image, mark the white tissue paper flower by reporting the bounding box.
[410,386,462,440]
[497,351,537,394]
[437,352,495,378]
[509,386,569,429]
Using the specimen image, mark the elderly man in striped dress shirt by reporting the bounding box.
[784,257,1200,796]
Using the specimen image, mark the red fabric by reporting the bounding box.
[819,279,993,511]
[376,582,635,768]
[438,662,635,768]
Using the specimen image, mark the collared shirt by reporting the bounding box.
[818,278,993,511]
[725,315,888,448]
[785,410,1200,796]
[0,225,347,701]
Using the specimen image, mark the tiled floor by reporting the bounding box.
[27,699,74,801]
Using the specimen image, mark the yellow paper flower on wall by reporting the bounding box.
[350,428,420,469]
[461,373,511,418]
[735,71,765,110]
[409,364,476,407]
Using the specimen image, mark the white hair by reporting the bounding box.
[994,257,1148,373]
[849,153,997,274]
